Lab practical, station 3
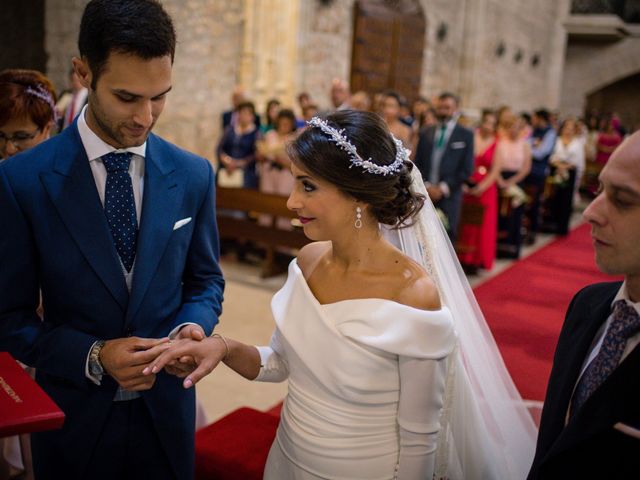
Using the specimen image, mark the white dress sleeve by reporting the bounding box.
[395,355,448,480]
[253,327,289,382]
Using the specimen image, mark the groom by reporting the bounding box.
[528,131,640,478]
[0,1,224,479]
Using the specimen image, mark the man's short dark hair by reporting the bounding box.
[78,0,176,89]
[534,109,550,123]
[438,91,460,106]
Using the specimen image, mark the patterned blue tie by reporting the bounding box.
[102,152,137,272]
[570,300,640,418]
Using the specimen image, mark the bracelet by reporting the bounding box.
[210,333,229,360]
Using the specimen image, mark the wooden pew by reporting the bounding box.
[216,187,310,277]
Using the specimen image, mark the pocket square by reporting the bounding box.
[614,422,640,439]
[451,142,466,149]
[173,217,192,230]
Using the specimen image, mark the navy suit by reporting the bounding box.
[0,122,225,479]
[529,282,640,479]
[413,123,474,241]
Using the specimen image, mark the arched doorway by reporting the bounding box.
[586,71,640,131]
[0,0,46,72]
[350,0,426,103]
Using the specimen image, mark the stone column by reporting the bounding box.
[240,0,301,111]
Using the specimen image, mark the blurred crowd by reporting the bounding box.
[1,68,633,279]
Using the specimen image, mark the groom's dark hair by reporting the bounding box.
[78,0,176,89]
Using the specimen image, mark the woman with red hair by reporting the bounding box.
[0,67,56,479]
[0,69,57,160]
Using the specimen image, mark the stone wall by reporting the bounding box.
[561,30,640,118]
[418,0,570,112]
[157,0,244,158]
[295,0,355,112]
[45,0,89,92]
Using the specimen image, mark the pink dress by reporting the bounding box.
[458,140,498,270]
[595,132,622,165]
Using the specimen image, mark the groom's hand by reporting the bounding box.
[100,337,171,391]
[165,325,205,378]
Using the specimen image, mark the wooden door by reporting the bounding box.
[350,0,426,103]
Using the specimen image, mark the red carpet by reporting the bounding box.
[473,223,620,402]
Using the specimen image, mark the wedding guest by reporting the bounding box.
[524,108,556,244]
[221,85,245,131]
[546,118,585,233]
[257,109,297,228]
[529,131,640,479]
[58,68,88,131]
[301,104,319,123]
[496,105,513,139]
[0,69,57,160]
[260,98,280,135]
[382,91,412,148]
[297,91,312,112]
[413,92,474,242]
[411,96,431,133]
[216,101,260,189]
[221,85,260,132]
[350,90,371,111]
[458,110,500,272]
[0,67,58,480]
[595,116,623,166]
[496,114,532,259]
[329,78,350,111]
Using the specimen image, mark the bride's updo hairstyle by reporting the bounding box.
[288,110,424,228]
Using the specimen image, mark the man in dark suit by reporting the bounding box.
[413,92,474,242]
[221,85,260,132]
[0,1,224,479]
[528,131,640,479]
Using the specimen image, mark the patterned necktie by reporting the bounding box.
[570,299,640,418]
[102,152,138,272]
[436,125,447,149]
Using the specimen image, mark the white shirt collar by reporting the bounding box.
[612,281,640,316]
[77,105,147,162]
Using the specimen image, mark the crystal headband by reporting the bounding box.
[307,116,408,176]
[24,85,59,123]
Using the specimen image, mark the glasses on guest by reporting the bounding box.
[0,129,41,151]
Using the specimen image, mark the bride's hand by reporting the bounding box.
[142,336,228,388]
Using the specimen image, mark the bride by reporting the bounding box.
[146,111,537,479]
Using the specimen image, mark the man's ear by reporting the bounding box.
[71,57,92,90]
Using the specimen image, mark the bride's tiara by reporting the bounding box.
[307,116,409,176]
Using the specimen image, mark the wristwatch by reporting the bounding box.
[89,340,106,378]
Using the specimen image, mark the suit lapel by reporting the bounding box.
[40,126,129,310]
[548,342,640,459]
[126,136,186,326]
[542,283,625,461]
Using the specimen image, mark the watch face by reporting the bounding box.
[90,360,103,376]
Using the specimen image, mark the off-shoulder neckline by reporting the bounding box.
[291,260,446,314]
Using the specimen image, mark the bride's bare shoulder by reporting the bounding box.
[394,258,441,311]
[296,241,331,276]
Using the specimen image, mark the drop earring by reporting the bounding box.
[355,206,363,229]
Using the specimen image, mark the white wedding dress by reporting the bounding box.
[254,167,537,479]
[256,260,457,479]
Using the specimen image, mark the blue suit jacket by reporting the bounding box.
[0,122,225,479]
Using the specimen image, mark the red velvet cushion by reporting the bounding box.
[195,407,279,480]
